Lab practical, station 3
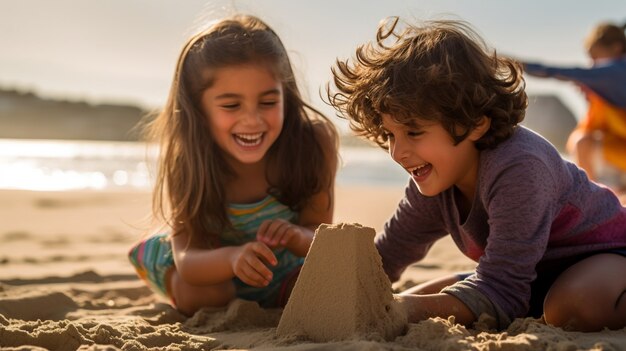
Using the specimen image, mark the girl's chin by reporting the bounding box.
[225,149,267,165]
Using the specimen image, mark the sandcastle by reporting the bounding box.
[276,223,407,342]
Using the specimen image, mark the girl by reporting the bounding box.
[524,22,626,192]
[328,17,626,332]
[129,14,338,316]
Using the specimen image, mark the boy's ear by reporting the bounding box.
[468,116,491,141]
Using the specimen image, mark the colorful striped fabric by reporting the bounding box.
[127,232,173,297]
[224,195,303,306]
[128,195,303,306]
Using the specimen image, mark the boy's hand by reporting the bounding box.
[231,242,277,287]
[256,219,303,249]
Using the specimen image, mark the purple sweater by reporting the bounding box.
[376,126,626,327]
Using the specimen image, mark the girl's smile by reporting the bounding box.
[234,132,264,147]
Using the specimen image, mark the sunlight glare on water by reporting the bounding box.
[0,139,408,191]
[0,139,157,191]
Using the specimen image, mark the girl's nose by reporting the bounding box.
[241,108,262,125]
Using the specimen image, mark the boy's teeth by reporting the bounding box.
[410,163,429,176]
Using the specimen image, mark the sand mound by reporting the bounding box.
[277,223,407,342]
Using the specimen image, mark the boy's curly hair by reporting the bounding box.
[328,17,528,150]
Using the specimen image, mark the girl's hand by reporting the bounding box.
[231,242,277,287]
[256,219,303,249]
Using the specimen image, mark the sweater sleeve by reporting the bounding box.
[526,61,611,84]
[375,180,448,282]
[523,61,626,108]
[442,155,558,328]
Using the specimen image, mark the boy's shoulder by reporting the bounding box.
[480,126,565,177]
[487,126,558,159]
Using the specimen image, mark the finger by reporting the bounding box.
[244,253,273,285]
[273,223,292,245]
[258,220,284,245]
[257,220,272,242]
[267,220,290,245]
[281,223,299,245]
[238,263,270,287]
[253,242,278,267]
[257,220,282,245]
[233,244,273,286]
[233,261,259,286]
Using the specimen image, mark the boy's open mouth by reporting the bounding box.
[409,163,431,177]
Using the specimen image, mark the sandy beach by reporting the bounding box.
[1,185,625,350]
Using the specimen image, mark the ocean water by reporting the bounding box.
[0,139,409,191]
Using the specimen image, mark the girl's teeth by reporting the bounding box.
[235,133,263,146]
[238,133,262,140]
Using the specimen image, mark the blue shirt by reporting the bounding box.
[524,56,626,108]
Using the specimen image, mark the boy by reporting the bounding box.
[327,17,626,331]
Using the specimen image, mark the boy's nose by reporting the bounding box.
[389,140,409,166]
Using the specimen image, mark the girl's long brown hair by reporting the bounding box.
[143,14,337,245]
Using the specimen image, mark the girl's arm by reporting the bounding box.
[286,121,337,257]
[171,229,277,287]
[257,122,338,256]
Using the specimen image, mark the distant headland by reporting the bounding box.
[0,87,578,152]
[0,88,150,141]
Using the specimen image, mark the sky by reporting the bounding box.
[2,0,626,130]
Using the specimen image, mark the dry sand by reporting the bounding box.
[1,185,625,350]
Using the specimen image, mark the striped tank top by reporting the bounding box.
[224,195,303,305]
[128,194,303,306]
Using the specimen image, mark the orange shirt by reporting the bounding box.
[573,91,626,172]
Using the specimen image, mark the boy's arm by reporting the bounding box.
[377,180,448,281]
[395,293,476,326]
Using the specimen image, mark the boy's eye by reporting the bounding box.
[407,130,423,137]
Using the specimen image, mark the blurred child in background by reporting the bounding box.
[524,21,626,194]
